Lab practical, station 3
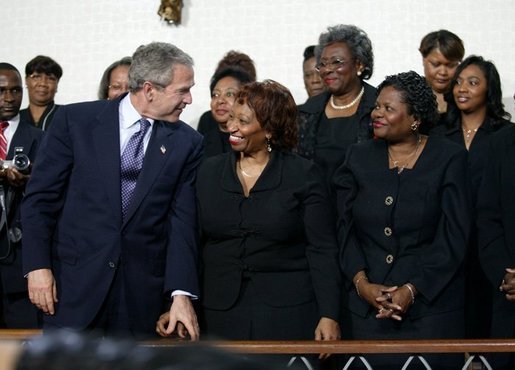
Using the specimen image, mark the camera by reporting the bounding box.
[1,147,31,174]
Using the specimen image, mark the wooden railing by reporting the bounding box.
[2,330,514,369]
[2,329,515,354]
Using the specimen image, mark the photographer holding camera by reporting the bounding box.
[0,63,44,328]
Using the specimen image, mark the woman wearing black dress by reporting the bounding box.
[192,81,340,357]
[334,71,470,369]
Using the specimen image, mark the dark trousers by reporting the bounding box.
[2,291,41,328]
[44,266,132,338]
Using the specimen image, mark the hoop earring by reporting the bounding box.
[411,122,419,131]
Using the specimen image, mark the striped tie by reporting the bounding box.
[0,121,9,160]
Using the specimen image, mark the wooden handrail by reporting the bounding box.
[144,339,515,354]
[2,330,515,354]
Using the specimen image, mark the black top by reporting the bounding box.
[314,114,359,186]
[334,136,471,319]
[477,124,515,293]
[297,83,376,185]
[196,150,341,320]
[197,110,232,158]
[430,117,511,205]
[19,102,59,131]
[197,110,217,135]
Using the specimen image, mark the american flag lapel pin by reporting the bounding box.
[160,145,166,154]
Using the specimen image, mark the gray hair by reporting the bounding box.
[129,42,194,92]
[315,24,374,80]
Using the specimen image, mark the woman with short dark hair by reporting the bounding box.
[334,71,470,369]
[162,81,341,358]
[20,55,63,130]
[419,29,464,115]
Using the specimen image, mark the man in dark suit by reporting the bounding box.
[21,42,202,338]
[0,63,44,328]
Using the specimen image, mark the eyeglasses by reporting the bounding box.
[29,73,58,84]
[108,83,129,92]
[315,58,348,72]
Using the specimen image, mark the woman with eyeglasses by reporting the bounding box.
[19,55,63,131]
[297,24,376,186]
[97,56,132,100]
[201,66,253,158]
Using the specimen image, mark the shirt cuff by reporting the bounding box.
[171,290,198,300]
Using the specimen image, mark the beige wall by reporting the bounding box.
[1,0,514,126]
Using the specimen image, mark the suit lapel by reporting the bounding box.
[122,120,174,226]
[8,122,36,158]
[91,100,123,226]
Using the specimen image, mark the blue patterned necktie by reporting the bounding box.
[120,118,151,220]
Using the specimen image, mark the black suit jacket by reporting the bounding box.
[197,150,341,320]
[21,96,203,334]
[0,120,44,294]
[334,136,471,320]
[477,124,515,337]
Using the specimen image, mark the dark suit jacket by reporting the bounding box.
[0,120,44,294]
[21,96,203,334]
[477,124,515,337]
[334,136,471,320]
[197,150,341,321]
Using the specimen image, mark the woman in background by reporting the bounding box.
[97,56,132,100]
[432,55,512,339]
[19,55,63,130]
[202,66,253,158]
[197,50,256,136]
[301,45,325,100]
[419,30,464,116]
[297,24,376,186]
[334,71,470,369]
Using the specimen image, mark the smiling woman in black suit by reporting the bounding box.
[193,80,341,347]
[334,71,471,369]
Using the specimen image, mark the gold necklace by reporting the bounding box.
[330,86,365,110]
[462,127,478,143]
[388,135,422,174]
[238,160,268,178]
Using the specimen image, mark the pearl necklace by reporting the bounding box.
[330,86,365,110]
[462,127,478,143]
[388,135,422,174]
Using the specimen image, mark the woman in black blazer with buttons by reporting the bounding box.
[334,71,470,369]
[195,81,341,346]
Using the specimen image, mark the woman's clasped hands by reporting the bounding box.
[354,272,417,321]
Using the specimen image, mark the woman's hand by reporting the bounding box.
[375,284,416,321]
[500,268,515,301]
[358,279,397,311]
[315,317,340,359]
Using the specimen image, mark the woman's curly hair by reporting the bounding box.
[377,71,439,131]
[235,80,298,150]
